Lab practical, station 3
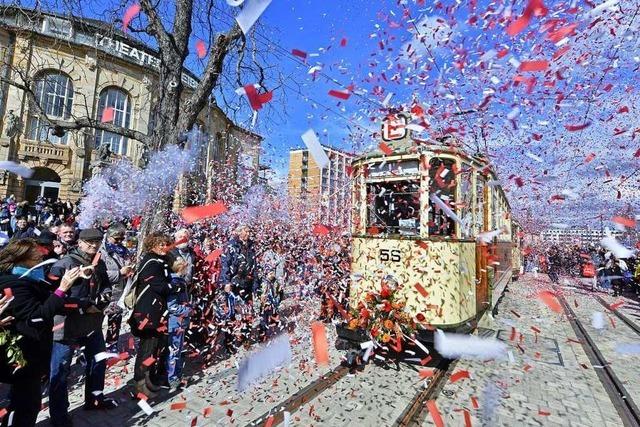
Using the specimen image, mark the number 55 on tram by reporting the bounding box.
[343,135,522,347]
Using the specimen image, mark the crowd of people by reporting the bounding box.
[0,202,351,426]
[524,243,640,296]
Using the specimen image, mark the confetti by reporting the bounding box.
[195,40,207,58]
[450,370,470,383]
[311,321,329,366]
[171,401,187,411]
[181,202,228,224]
[301,129,330,169]
[235,0,273,35]
[122,3,141,33]
[237,334,292,392]
[426,400,444,427]
[537,290,562,313]
[435,331,507,360]
[101,107,114,123]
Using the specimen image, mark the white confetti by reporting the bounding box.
[235,0,273,35]
[435,330,507,361]
[301,129,330,169]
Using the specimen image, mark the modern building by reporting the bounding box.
[0,6,261,205]
[288,144,354,225]
[540,227,623,246]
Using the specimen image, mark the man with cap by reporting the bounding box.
[99,223,133,351]
[48,228,115,426]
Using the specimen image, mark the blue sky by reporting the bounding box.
[19,0,640,227]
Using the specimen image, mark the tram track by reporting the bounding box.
[592,294,640,336]
[392,358,455,427]
[554,288,640,427]
[246,365,350,426]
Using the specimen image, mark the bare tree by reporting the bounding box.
[0,0,276,230]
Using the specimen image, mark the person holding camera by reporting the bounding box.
[47,229,114,427]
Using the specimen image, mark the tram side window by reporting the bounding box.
[366,180,420,236]
[429,158,456,237]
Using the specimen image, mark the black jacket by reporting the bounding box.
[49,249,112,342]
[219,238,257,286]
[11,227,36,240]
[129,253,171,336]
[0,274,65,380]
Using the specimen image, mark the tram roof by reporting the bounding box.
[353,136,490,167]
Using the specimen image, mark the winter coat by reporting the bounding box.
[48,249,112,342]
[219,238,257,288]
[0,273,65,381]
[128,253,171,337]
[99,241,130,302]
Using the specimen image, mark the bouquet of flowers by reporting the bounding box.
[348,277,416,345]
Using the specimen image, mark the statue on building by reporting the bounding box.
[90,143,112,176]
[3,110,21,147]
[138,142,150,168]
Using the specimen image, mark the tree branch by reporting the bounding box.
[178,24,242,129]
[173,0,194,61]
[138,0,177,61]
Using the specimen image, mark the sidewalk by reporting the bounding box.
[432,273,623,427]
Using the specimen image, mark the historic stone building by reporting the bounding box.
[0,7,261,205]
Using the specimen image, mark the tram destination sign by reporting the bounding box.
[381,113,410,142]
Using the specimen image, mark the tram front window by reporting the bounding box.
[367,180,420,236]
[429,158,456,237]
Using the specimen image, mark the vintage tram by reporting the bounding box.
[340,130,522,351]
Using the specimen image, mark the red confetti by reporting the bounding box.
[584,153,596,163]
[312,224,330,236]
[311,321,329,365]
[171,401,187,411]
[265,415,275,427]
[291,49,307,59]
[450,370,470,383]
[181,202,228,224]
[142,356,155,367]
[612,216,636,228]
[537,290,562,313]
[462,409,472,427]
[471,396,479,409]
[565,122,591,132]
[539,409,551,416]
[122,3,141,33]
[101,107,114,123]
[195,40,207,59]
[419,369,435,379]
[226,408,233,417]
[610,300,625,310]
[340,38,348,47]
[518,60,549,72]
[414,283,429,298]
[379,142,394,155]
[416,240,429,250]
[531,326,541,333]
[328,89,351,100]
[203,407,213,417]
[426,400,444,427]
[510,310,521,318]
[420,355,432,366]
[244,84,273,110]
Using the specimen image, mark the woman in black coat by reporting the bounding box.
[0,239,79,427]
[129,232,172,397]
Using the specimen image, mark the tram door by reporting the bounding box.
[475,177,489,312]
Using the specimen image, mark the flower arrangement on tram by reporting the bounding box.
[348,275,417,346]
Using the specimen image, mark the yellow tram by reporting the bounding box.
[347,131,521,339]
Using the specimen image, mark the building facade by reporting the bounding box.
[0,7,261,205]
[540,227,623,246]
[288,144,353,225]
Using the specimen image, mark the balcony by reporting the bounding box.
[17,140,71,163]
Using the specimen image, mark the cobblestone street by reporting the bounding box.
[22,273,637,426]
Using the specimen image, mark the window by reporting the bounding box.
[460,164,473,238]
[27,71,74,144]
[95,87,132,156]
[429,158,457,237]
[367,179,420,236]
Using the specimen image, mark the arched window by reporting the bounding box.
[95,87,132,156]
[26,71,74,144]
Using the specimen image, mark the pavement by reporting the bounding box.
[9,273,636,426]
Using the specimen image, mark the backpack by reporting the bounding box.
[119,259,156,310]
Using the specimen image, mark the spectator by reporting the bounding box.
[164,257,192,391]
[0,239,80,427]
[129,232,172,397]
[48,228,115,426]
[100,224,133,351]
[169,229,195,285]
[57,224,76,251]
[11,217,36,240]
[220,225,257,305]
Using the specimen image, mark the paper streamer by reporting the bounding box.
[537,290,562,313]
[237,334,292,391]
[137,399,154,415]
[18,258,57,279]
[0,161,34,178]
[435,330,507,360]
[429,194,463,225]
[235,0,273,35]
[301,129,330,169]
[311,321,329,366]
